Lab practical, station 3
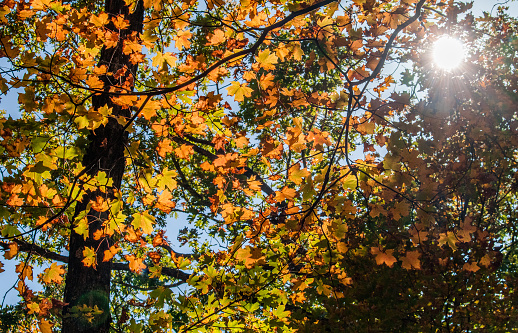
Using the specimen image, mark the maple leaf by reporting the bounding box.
[132,211,155,234]
[16,262,33,281]
[457,219,477,242]
[371,247,397,267]
[157,167,178,191]
[112,15,130,29]
[74,217,89,241]
[400,250,421,270]
[91,196,109,212]
[259,73,275,90]
[86,75,104,90]
[157,138,173,158]
[125,254,146,273]
[82,247,97,268]
[288,164,310,185]
[42,263,65,284]
[152,51,177,69]
[256,49,278,70]
[27,302,40,315]
[38,319,53,333]
[247,176,263,192]
[4,242,18,260]
[227,81,253,102]
[438,231,458,251]
[174,29,192,50]
[206,29,225,45]
[235,246,265,269]
[463,262,480,272]
[156,189,176,213]
[90,12,109,27]
[103,245,121,262]
[275,186,298,202]
[174,144,194,160]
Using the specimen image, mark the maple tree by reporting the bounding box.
[0,0,517,332]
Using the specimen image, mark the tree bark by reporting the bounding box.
[62,1,143,332]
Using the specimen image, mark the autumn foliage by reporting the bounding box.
[0,0,517,331]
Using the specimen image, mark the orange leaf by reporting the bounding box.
[125,254,146,273]
[370,247,397,267]
[91,196,109,212]
[157,138,173,157]
[400,250,421,270]
[206,29,225,45]
[275,186,297,202]
[38,319,53,333]
[112,15,130,30]
[174,144,194,160]
[85,75,104,90]
[103,245,121,262]
[156,189,176,213]
[174,29,192,50]
[463,262,480,272]
[4,242,18,260]
[16,262,33,281]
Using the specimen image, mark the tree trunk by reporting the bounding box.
[62,1,144,332]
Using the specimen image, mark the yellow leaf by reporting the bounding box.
[74,217,89,241]
[132,211,155,234]
[27,302,40,315]
[42,262,65,284]
[288,164,310,185]
[90,13,109,27]
[438,231,458,251]
[82,247,97,268]
[227,81,253,102]
[152,51,177,69]
[256,49,278,70]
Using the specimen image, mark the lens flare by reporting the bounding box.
[432,36,466,70]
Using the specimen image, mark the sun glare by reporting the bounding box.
[432,36,466,70]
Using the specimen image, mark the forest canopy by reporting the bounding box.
[0,0,518,332]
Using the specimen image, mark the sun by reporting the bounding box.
[432,36,466,70]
